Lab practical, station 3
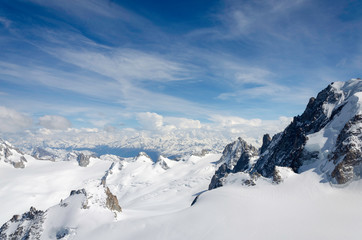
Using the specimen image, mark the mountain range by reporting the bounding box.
[1,79,362,239]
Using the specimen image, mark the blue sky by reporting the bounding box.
[0,0,361,133]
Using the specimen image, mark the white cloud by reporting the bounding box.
[137,112,203,132]
[215,0,310,39]
[136,112,164,130]
[39,115,71,130]
[206,115,292,146]
[164,117,201,129]
[209,115,262,127]
[0,106,33,133]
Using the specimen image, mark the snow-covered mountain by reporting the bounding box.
[2,79,362,239]
[210,78,362,188]
[0,139,29,168]
[255,78,362,184]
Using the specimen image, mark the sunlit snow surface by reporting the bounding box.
[2,153,362,239]
[86,170,362,240]
[0,155,111,224]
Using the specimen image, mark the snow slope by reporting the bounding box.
[83,170,362,240]
[0,155,111,224]
[3,150,362,239]
[97,153,220,215]
[0,152,221,239]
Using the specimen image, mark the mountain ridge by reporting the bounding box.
[210,78,362,188]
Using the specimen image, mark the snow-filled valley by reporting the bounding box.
[2,79,362,239]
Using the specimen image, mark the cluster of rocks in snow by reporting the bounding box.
[0,207,45,239]
[0,183,122,239]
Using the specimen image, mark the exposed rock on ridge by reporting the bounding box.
[209,137,258,190]
[0,207,45,240]
[252,83,344,177]
[331,114,362,184]
[0,139,28,168]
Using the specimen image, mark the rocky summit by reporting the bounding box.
[210,79,362,186]
[209,137,258,190]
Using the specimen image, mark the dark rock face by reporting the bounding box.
[260,134,271,154]
[105,187,122,212]
[77,153,90,167]
[217,137,258,170]
[0,207,45,240]
[209,163,228,190]
[330,114,362,184]
[253,84,343,178]
[70,188,87,196]
[208,138,258,190]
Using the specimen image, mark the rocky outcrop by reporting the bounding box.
[13,156,27,168]
[105,187,122,212]
[209,137,258,190]
[217,138,258,170]
[77,153,90,167]
[0,139,28,168]
[330,114,362,184]
[0,183,123,239]
[0,207,45,240]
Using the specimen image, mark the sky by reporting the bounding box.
[0,0,361,142]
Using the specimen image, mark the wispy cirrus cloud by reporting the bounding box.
[52,48,190,83]
[0,0,361,134]
[0,17,11,29]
